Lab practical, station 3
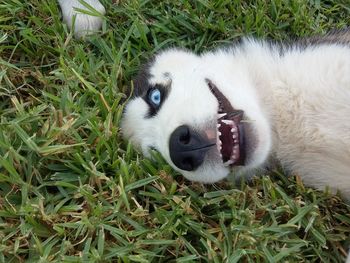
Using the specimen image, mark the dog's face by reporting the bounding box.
[121,49,272,183]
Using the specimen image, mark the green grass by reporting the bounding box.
[0,0,350,262]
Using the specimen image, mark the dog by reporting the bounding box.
[121,29,350,201]
[58,0,105,38]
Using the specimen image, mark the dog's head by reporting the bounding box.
[121,48,272,182]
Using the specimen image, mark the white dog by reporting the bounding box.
[58,0,105,38]
[121,29,350,201]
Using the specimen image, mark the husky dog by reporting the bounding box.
[121,29,350,200]
[58,0,105,38]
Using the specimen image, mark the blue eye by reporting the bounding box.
[144,85,167,117]
[149,88,161,106]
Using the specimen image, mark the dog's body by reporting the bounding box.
[58,0,104,38]
[122,29,350,200]
[57,0,350,201]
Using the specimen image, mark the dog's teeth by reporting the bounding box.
[218,132,221,136]
[224,160,234,166]
[221,120,234,125]
[217,124,221,128]
[231,128,236,132]
[232,134,236,139]
[218,113,227,118]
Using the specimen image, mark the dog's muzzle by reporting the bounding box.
[169,125,215,171]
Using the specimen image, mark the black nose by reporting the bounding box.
[169,125,214,171]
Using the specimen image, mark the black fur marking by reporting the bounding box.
[132,57,155,98]
[238,28,350,57]
[131,57,170,118]
[298,28,350,48]
[276,27,350,54]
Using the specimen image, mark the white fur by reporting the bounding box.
[122,37,350,201]
[58,0,105,38]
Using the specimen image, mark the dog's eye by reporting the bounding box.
[148,88,161,107]
[144,84,168,118]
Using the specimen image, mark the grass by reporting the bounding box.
[0,0,350,262]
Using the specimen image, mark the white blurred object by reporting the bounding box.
[58,0,105,38]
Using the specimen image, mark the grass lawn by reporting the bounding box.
[1,0,350,262]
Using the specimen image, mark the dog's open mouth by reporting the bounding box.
[207,79,245,166]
